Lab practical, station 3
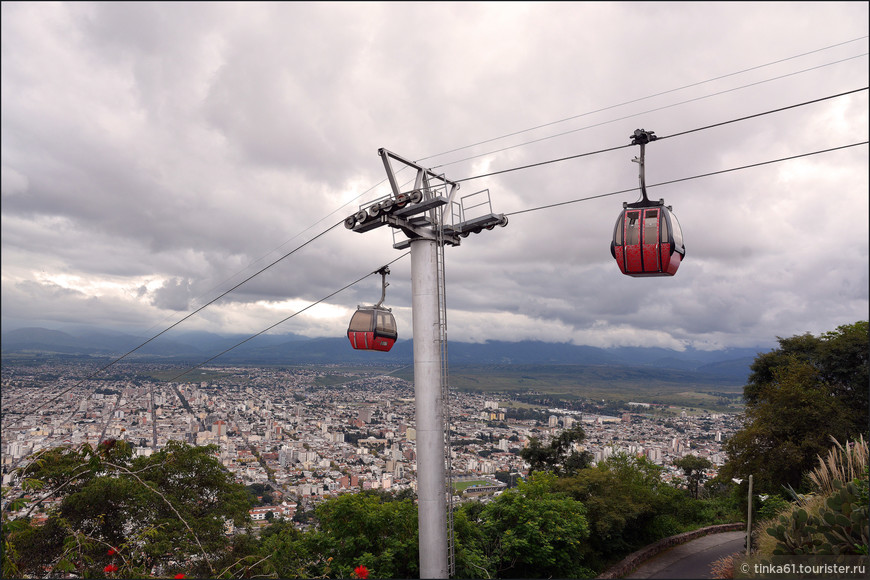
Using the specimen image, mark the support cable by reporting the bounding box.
[432,55,868,170]
[163,252,410,385]
[417,36,868,163]
[657,87,869,141]
[66,52,869,367]
[456,87,868,184]
[504,141,868,218]
[21,220,346,419]
[134,42,868,339]
[144,181,394,336]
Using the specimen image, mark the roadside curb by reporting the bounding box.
[596,522,745,579]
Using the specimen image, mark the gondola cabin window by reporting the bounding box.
[377,310,396,334]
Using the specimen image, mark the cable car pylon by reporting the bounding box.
[345,148,507,579]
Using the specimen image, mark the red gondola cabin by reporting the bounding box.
[347,307,397,352]
[611,200,685,277]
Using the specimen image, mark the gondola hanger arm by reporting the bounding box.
[374,266,390,308]
[630,129,658,205]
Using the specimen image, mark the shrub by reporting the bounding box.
[764,479,868,555]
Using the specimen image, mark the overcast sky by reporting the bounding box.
[2,2,868,353]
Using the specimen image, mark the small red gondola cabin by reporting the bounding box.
[347,307,397,352]
[347,266,397,352]
[611,199,685,277]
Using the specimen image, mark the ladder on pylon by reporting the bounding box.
[436,208,456,578]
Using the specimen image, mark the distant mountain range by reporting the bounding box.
[1,326,763,384]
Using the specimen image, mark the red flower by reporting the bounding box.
[353,565,369,579]
[174,575,185,579]
[104,563,118,573]
[107,548,116,556]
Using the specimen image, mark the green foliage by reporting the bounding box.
[553,453,741,572]
[553,454,663,568]
[818,480,869,555]
[767,506,821,555]
[314,491,418,579]
[241,491,419,579]
[519,425,593,477]
[757,495,791,521]
[765,479,869,556]
[246,482,274,505]
[673,454,713,499]
[723,322,868,493]
[255,520,331,578]
[465,473,591,578]
[3,445,744,579]
[3,441,252,578]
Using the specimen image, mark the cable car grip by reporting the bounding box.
[630,128,657,204]
[373,266,390,308]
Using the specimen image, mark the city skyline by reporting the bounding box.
[2,362,738,508]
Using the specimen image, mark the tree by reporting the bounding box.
[744,321,868,430]
[310,491,419,579]
[673,455,713,499]
[494,470,521,488]
[553,453,673,569]
[4,441,252,578]
[519,425,593,477]
[722,322,868,493]
[472,473,591,578]
[253,520,330,578]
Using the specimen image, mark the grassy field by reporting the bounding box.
[444,365,745,412]
[145,369,236,383]
[453,480,495,492]
[311,363,746,412]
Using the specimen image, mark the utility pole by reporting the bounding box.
[345,149,507,578]
[746,474,753,556]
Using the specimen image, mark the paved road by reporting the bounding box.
[625,531,747,579]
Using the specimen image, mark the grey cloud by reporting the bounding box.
[149,277,193,311]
